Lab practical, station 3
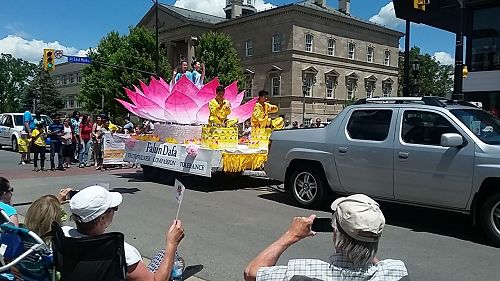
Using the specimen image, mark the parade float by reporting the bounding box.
[116,75,281,178]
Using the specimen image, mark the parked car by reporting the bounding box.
[265,97,500,245]
[0,113,52,151]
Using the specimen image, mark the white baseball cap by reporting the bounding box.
[70,185,122,223]
[331,194,385,243]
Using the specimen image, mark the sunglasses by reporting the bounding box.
[108,206,118,212]
[6,188,13,193]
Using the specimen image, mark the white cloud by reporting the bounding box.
[433,51,455,65]
[0,35,89,64]
[369,2,405,30]
[173,0,275,18]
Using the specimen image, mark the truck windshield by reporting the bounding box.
[451,109,500,145]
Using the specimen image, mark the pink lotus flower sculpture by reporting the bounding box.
[116,76,257,124]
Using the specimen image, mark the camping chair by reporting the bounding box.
[50,222,127,281]
[0,218,54,281]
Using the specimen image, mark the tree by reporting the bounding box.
[80,27,171,117]
[22,60,64,115]
[398,46,454,97]
[196,31,245,88]
[0,54,36,112]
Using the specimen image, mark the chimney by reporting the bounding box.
[338,0,351,15]
[313,0,326,7]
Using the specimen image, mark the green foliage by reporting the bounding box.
[22,60,64,115]
[0,53,36,112]
[80,26,171,117]
[398,46,454,97]
[196,31,245,88]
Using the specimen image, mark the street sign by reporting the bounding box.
[67,56,92,64]
[54,50,63,59]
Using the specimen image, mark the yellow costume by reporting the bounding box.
[208,98,237,126]
[251,102,284,129]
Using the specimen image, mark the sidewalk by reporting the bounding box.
[17,214,205,281]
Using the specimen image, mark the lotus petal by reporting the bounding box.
[233,91,245,107]
[195,104,210,124]
[139,80,149,94]
[172,75,198,98]
[224,81,239,104]
[133,85,145,97]
[164,90,199,124]
[124,88,140,106]
[229,97,258,123]
[194,78,220,106]
[148,77,171,105]
[158,77,171,92]
[116,99,151,120]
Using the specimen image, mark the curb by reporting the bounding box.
[17,214,205,281]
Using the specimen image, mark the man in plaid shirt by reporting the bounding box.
[244,194,408,281]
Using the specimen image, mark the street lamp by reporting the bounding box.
[302,80,307,126]
[411,59,420,96]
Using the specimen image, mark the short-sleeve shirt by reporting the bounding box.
[256,254,408,281]
[61,226,142,267]
[48,123,65,143]
[79,122,93,141]
[23,111,35,131]
[71,118,81,135]
[191,70,203,88]
[31,128,46,147]
[0,202,17,217]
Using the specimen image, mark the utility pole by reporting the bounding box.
[452,0,465,101]
[155,0,160,78]
[403,20,411,97]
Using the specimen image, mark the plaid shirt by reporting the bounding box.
[256,254,408,281]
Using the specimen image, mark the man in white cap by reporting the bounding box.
[64,185,185,281]
[244,194,408,281]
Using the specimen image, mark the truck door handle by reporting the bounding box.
[398,152,409,159]
[338,147,348,154]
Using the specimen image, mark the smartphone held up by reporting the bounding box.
[311,217,333,233]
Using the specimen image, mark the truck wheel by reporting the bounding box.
[142,165,160,182]
[479,192,500,246]
[289,165,326,208]
[11,137,18,152]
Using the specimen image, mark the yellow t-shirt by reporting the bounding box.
[31,128,46,147]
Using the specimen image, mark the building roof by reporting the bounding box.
[160,4,227,24]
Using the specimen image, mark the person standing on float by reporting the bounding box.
[251,90,284,130]
[171,59,193,84]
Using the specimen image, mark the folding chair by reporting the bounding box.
[0,217,54,281]
[51,222,127,281]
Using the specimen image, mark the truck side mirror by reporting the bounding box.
[441,133,465,147]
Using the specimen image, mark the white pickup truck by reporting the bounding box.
[265,97,500,245]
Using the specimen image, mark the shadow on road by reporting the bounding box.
[184,264,203,279]
[110,187,141,194]
[113,170,283,193]
[258,191,495,247]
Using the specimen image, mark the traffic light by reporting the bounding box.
[43,48,55,72]
[413,0,428,11]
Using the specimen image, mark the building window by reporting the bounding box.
[326,75,338,99]
[62,75,67,85]
[346,78,357,100]
[365,81,375,98]
[70,74,75,84]
[245,0,253,5]
[303,75,315,97]
[384,50,391,66]
[76,73,82,83]
[382,81,393,97]
[56,76,60,85]
[304,118,312,127]
[348,42,356,60]
[327,38,336,56]
[305,33,314,52]
[271,76,281,96]
[68,96,75,109]
[272,34,281,53]
[245,75,253,98]
[245,40,253,57]
[367,46,374,63]
[471,7,500,71]
[75,98,80,108]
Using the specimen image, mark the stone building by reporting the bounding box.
[138,0,403,125]
[51,62,86,117]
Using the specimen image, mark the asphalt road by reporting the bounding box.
[0,148,499,281]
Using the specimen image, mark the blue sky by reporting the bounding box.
[0,0,456,64]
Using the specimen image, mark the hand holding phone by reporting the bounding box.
[67,189,80,200]
[311,217,333,233]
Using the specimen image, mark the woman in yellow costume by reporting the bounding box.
[208,86,238,126]
[251,90,284,129]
